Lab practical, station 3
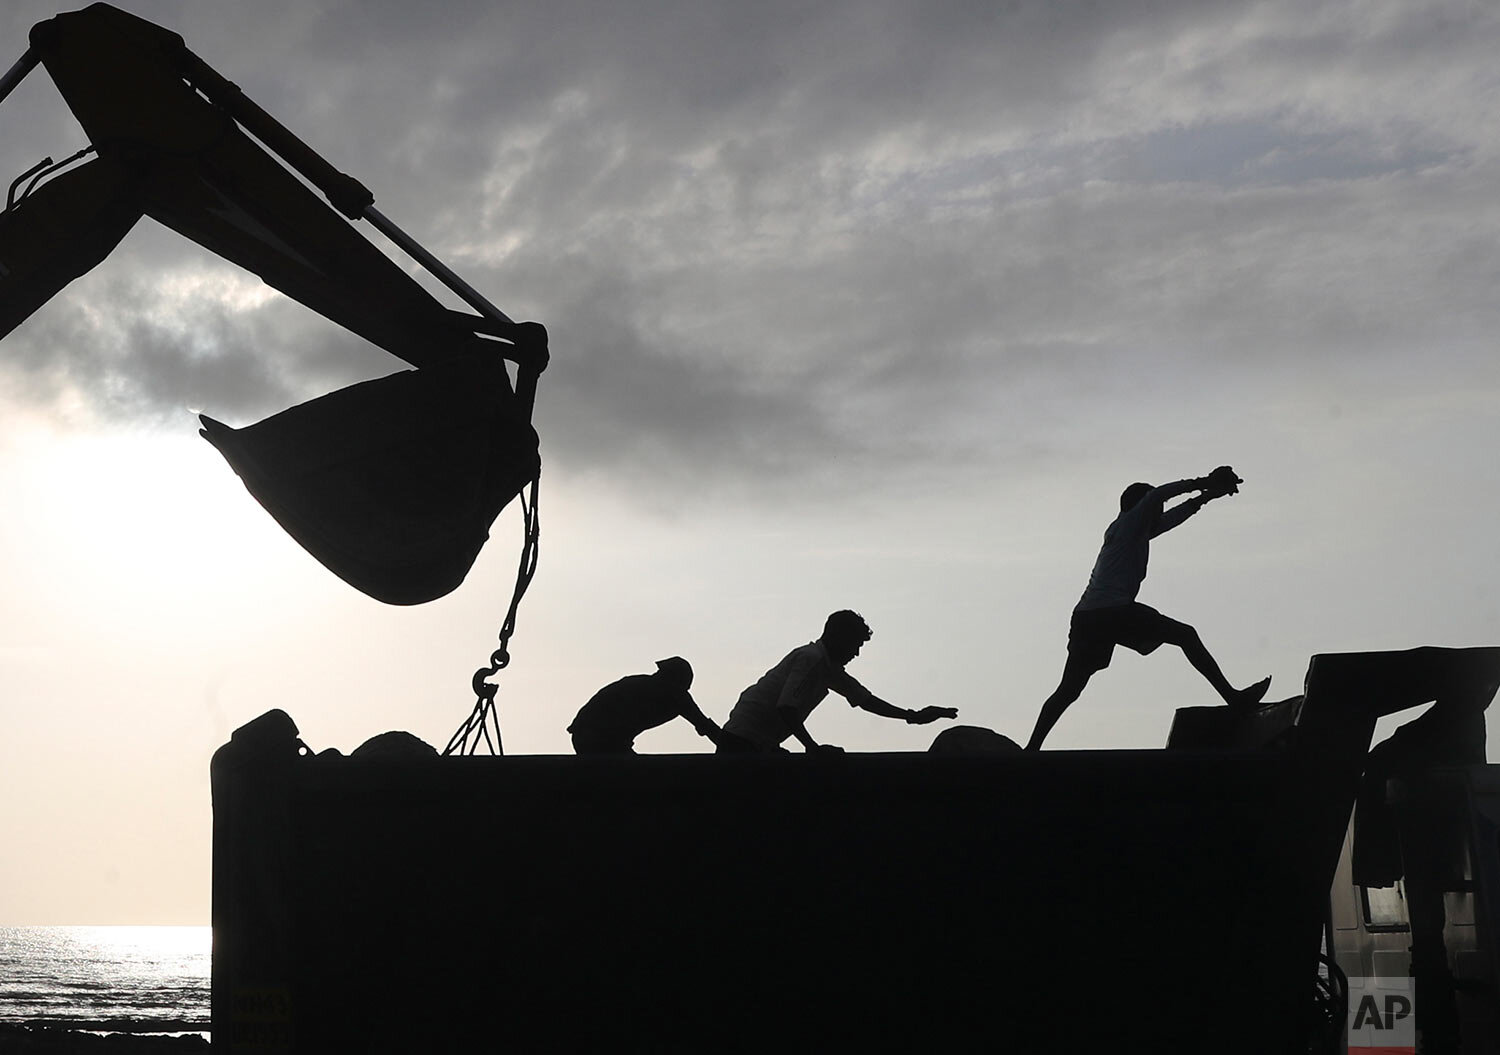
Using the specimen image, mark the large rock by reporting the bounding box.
[351,730,437,760]
[928,725,1022,756]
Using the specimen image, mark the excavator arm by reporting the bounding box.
[0,3,547,605]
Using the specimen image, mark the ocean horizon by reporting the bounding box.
[0,925,209,1036]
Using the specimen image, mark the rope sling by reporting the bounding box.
[444,471,541,755]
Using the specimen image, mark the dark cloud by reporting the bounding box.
[0,263,383,425]
[3,0,1499,502]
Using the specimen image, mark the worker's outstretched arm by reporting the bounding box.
[831,671,958,725]
[679,694,730,747]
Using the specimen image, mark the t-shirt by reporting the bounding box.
[1076,478,1202,611]
[567,673,713,747]
[723,641,875,748]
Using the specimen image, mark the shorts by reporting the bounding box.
[1067,603,1185,674]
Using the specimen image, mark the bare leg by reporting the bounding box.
[1026,659,1094,751]
[1161,621,1270,707]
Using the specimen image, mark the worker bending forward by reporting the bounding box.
[569,657,726,754]
[719,610,957,754]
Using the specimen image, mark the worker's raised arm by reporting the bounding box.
[1145,477,1205,508]
[1155,492,1212,535]
[1151,467,1241,537]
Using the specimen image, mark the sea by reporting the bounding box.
[0,926,209,1036]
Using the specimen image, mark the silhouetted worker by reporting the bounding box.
[568,657,726,754]
[1025,467,1271,750]
[717,610,957,753]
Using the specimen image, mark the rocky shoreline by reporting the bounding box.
[0,1025,208,1053]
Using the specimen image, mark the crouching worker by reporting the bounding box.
[718,610,958,754]
[569,657,726,754]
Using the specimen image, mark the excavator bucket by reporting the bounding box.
[200,353,539,606]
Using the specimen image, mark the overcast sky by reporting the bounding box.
[2,0,1499,924]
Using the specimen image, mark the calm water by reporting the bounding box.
[0,926,209,1031]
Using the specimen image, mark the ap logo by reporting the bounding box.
[1347,976,1414,1054]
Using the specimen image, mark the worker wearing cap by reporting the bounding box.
[568,657,727,754]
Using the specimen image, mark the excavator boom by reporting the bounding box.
[0,3,547,606]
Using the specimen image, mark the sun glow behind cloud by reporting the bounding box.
[0,418,296,636]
